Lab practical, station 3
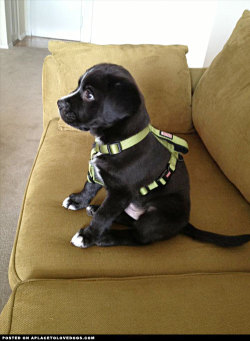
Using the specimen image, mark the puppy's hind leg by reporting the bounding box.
[94,209,186,247]
[95,210,181,247]
[96,229,143,247]
[133,210,186,245]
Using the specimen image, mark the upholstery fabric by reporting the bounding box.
[1,276,250,334]
[47,41,192,133]
[192,10,250,202]
[42,55,61,129]
[8,119,250,289]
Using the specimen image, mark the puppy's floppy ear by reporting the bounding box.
[113,79,141,114]
[105,78,142,119]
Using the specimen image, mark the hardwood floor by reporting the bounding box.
[14,36,72,49]
[14,36,51,48]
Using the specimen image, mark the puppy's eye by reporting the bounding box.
[82,89,95,102]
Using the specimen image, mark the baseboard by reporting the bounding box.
[18,32,26,41]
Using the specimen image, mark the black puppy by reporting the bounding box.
[58,63,250,248]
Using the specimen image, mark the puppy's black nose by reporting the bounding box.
[57,99,69,110]
[57,99,63,110]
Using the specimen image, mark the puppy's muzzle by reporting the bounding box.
[57,99,76,123]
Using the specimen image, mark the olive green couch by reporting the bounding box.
[0,10,250,335]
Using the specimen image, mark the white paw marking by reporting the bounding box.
[62,197,70,208]
[86,206,92,215]
[62,197,77,210]
[71,232,86,248]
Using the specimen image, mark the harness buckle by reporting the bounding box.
[107,142,122,155]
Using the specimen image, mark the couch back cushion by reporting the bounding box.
[47,41,192,133]
[192,10,250,202]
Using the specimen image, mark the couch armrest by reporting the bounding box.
[42,55,61,129]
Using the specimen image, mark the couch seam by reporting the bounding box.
[7,282,25,334]
[10,119,55,287]
[18,271,250,285]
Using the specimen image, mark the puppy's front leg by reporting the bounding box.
[71,191,131,248]
[62,181,102,210]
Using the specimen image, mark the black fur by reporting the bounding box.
[58,63,250,248]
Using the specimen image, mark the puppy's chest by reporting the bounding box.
[90,151,119,185]
[90,153,104,184]
[90,153,146,220]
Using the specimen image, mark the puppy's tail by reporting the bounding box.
[182,223,250,247]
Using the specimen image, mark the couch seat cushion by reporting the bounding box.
[1,275,250,334]
[9,119,250,288]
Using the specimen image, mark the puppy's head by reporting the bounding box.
[57,63,142,136]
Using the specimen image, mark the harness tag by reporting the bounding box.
[165,170,172,178]
[160,131,173,140]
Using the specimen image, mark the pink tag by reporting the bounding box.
[161,131,173,139]
[165,171,171,178]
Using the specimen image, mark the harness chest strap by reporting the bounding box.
[87,124,189,195]
[139,151,178,195]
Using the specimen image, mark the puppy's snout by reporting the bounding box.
[57,99,77,124]
[57,99,70,111]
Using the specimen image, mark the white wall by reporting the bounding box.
[90,0,217,67]
[5,0,250,67]
[29,0,82,41]
[204,0,250,66]
[0,0,8,48]
[0,0,27,48]
[0,0,14,48]
[89,0,250,67]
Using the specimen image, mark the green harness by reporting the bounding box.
[87,124,189,195]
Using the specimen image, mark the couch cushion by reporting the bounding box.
[1,275,250,334]
[9,119,250,288]
[192,10,250,202]
[48,41,192,133]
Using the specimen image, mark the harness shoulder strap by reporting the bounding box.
[149,124,189,154]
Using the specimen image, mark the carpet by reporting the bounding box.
[0,46,49,312]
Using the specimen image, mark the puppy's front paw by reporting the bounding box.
[71,231,87,248]
[70,228,95,249]
[86,205,99,217]
[62,194,86,210]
